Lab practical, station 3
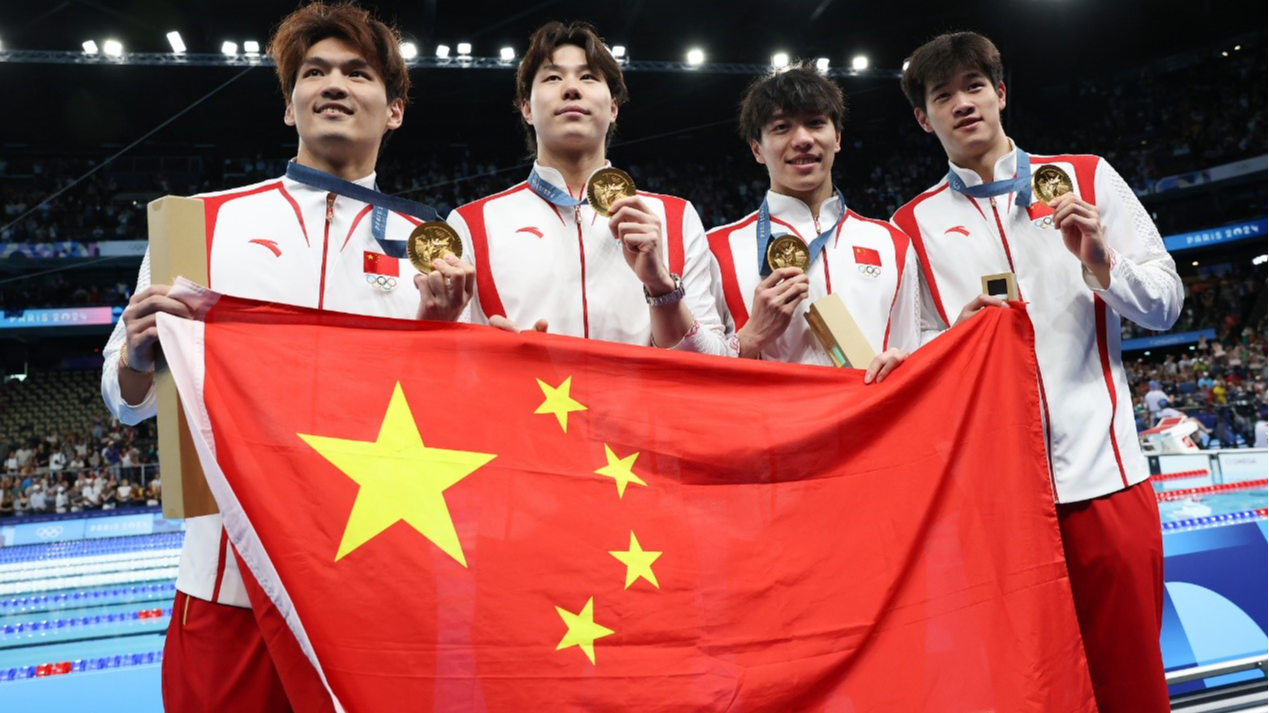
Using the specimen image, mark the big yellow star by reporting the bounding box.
[609,531,662,589]
[594,444,647,498]
[555,597,614,664]
[297,382,496,565]
[534,376,587,433]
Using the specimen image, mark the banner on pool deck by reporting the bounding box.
[157,287,1095,712]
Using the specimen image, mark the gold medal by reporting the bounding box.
[766,236,810,272]
[586,168,637,217]
[1031,165,1074,204]
[406,221,463,274]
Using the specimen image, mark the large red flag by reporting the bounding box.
[158,287,1095,712]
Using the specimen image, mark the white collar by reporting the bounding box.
[947,139,1021,187]
[764,189,844,233]
[531,161,612,196]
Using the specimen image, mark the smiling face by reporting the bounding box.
[520,44,618,158]
[913,67,1007,167]
[751,110,841,200]
[284,37,404,171]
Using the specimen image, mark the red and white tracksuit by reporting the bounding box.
[707,191,920,363]
[446,164,729,354]
[893,145,1183,712]
[102,171,424,711]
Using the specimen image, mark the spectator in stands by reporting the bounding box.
[1144,381,1171,418]
[0,486,12,517]
[28,481,47,514]
[116,478,133,507]
[49,447,67,475]
[54,483,69,514]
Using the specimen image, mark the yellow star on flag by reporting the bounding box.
[609,531,662,589]
[534,376,587,433]
[297,382,496,565]
[555,597,614,664]
[594,444,647,498]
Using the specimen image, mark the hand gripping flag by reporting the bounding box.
[157,288,1095,713]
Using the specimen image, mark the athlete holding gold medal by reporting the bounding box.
[443,21,728,353]
[706,63,920,378]
[891,32,1183,713]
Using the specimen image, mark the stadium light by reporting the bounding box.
[772,52,790,69]
[499,46,515,61]
[221,41,238,56]
[399,42,418,59]
[82,40,99,55]
[103,39,123,57]
[1191,260,1200,266]
[457,42,472,57]
[815,57,830,73]
[851,55,869,71]
[243,41,260,55]
[1235,44,1242,51]
[435,44,450,59]
[1252,254,1267,266]
[686,48,705,66]
[166,31,185,53]
[611,45,627,59]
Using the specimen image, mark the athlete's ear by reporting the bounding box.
[519,99,533,126]
[284,100,296,127]
[914,107,933,134]
[834,130,842,154]
[386,97,404,131]
[749,139,766,165]
[996,81,1007,112]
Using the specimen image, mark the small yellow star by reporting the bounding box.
[297,382,496,565]
[594,444,647,499]
[555,597,614,664]
[534,376,587,433]
[609,531,662,589]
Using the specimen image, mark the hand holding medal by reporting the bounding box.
[599,168,673,292]
[1033,164,1111,285]
[409,221,475,322]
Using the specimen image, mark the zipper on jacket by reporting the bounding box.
[318,192,335,310]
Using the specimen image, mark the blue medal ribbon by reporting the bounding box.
[945,147,1033,208]
[526,168,587,208]
[285,162,442,259]
[757,188,847,277]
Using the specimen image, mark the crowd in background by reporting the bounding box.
[1127,323,1268,447]
[0,421,160,518]
[1,49,1264,241]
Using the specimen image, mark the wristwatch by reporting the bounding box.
[644,273,685,307]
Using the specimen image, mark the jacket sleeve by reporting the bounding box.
[445,209,483,326]
[101,249,158,425]
[669,202,733,356]
[1083,159,1184,331]
[885,241,923,353]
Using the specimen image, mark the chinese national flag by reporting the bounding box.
[362,250,399,276]
[157,291,1094,713]
[853,246,882,266]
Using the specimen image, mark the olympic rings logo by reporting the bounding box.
[857,264,882,279]
[36,526,64,539]
[364,274,398,291]
[1034,216,1055,230]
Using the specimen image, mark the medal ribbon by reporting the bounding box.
[285,162,442,259]
[945,147,1032,208]
[527,168,587,208]
[757,188,847,277]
